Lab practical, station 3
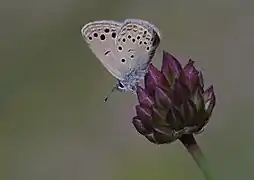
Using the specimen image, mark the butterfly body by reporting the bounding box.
[81,19,161,93]
[115,62,149,92]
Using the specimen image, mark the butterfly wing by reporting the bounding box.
[115,19,161,72]
[81,20,126,80]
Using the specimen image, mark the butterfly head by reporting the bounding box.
[115,65,148,93]
[116,81,128,92]
[115,80,137,92]
[104,80,136,102]
[104,68,146,102]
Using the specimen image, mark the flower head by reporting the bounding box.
[132,51,216,144]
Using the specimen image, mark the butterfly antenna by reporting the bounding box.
[104,86,117,102]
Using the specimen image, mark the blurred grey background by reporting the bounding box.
[1,0,254,179]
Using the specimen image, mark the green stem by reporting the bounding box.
[179,134,214,180]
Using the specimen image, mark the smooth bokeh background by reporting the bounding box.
[1,0,254,179]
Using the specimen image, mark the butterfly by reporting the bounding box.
[81,19,161,101]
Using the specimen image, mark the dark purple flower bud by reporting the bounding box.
[203,85,216,121]
[145,64,168,96]
[144,133,158,144]
[198,71,204,92]
[166,106,185,130]
[203,86,215,104]
[180,100,197,126]
[135,105,152,122]
[180,59,199,92]
[171,80,190,106]
[136,86,154,107]
[132,117,151,135]
[192,88,205,111]
[152,106,169,126]
[154,87,171,109]
[132,51,216,144]
[161,51,182,86]
[147,130,176,144]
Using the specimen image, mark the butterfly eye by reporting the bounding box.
[93,33,98,37]
[115,81,126,92]
[88,36,92,40]
[119,82,124,88]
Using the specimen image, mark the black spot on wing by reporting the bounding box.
[104,50,111,56]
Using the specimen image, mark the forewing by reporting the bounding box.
[81,20,126,80]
